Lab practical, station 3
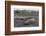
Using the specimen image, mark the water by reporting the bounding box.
[14,16,39,27]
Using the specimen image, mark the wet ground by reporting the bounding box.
[14,16,39,27]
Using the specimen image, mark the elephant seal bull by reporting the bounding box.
[24,18,38,24]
